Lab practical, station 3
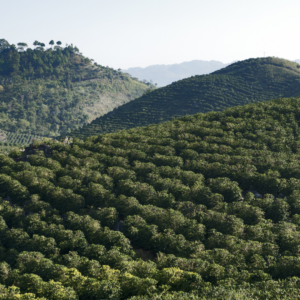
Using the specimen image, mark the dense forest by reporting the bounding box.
[1,97,300,298]
[0,39,153,137]
[70,57,300,140]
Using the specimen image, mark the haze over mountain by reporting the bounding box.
[70,57,300,140]
[123,60,229,87]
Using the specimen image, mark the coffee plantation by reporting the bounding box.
[0,97,300,298]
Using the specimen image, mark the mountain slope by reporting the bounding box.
[123,60,228,87]
[70,57,300,139]
[0,39,151,137]
[3,97,300,298]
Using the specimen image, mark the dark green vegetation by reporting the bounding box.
[71,57,300,140]
[0,131,44,155]
[0,39,152,137]
[0,130,43,145]
[2,98,300,298]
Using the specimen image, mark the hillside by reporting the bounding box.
[70,57,300,139]
[2,97,300,298]
[0,130,44,155]
[123,60,228,87]
[0,39,151,137]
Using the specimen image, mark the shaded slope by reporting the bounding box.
[70,57,300,139]
[3,97,300,298]
[0,39,151,137]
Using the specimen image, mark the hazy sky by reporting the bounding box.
[2,0,300,69]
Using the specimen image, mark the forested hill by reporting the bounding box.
[3,97,300,298]
[70,57,300,140]
[0,39,151,137]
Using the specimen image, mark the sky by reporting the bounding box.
[2,0,300,69]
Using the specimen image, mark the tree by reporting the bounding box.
[17,42,28,51]
[265,198,290,222]
[49,40,55,46]
[49,187,85,213]
[56,41,62,46]
[17,42,28,47]
[8,148,22,158]
[0,39,10,52]
[89,207,119,229]
[158,268,202,292]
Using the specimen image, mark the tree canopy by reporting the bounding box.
[0,97,300,297]
[0,39,154,137]
[69,57,300,140]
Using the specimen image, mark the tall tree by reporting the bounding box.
[0,39,10,52]
[17,43,28,51]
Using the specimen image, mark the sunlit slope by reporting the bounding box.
[4,98,300,298]
[0,39,151,137]
[70,57,300,139]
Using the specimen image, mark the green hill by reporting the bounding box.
[70,57,300,139]
[0,39,152,137]
[2,97,300,298]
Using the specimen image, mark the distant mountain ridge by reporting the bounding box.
[123,60,229,87]
[124,59,300,87]
[70,57,300,140]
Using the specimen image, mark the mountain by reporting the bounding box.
[70,57,300,140]
[2,97,300,298]
[0,39,152,137]
[123,60,228,87]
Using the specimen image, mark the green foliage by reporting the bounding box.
[70,57,300,139]
[0,130,44,155]
[0,39,151,137]
[2,97,300,297]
